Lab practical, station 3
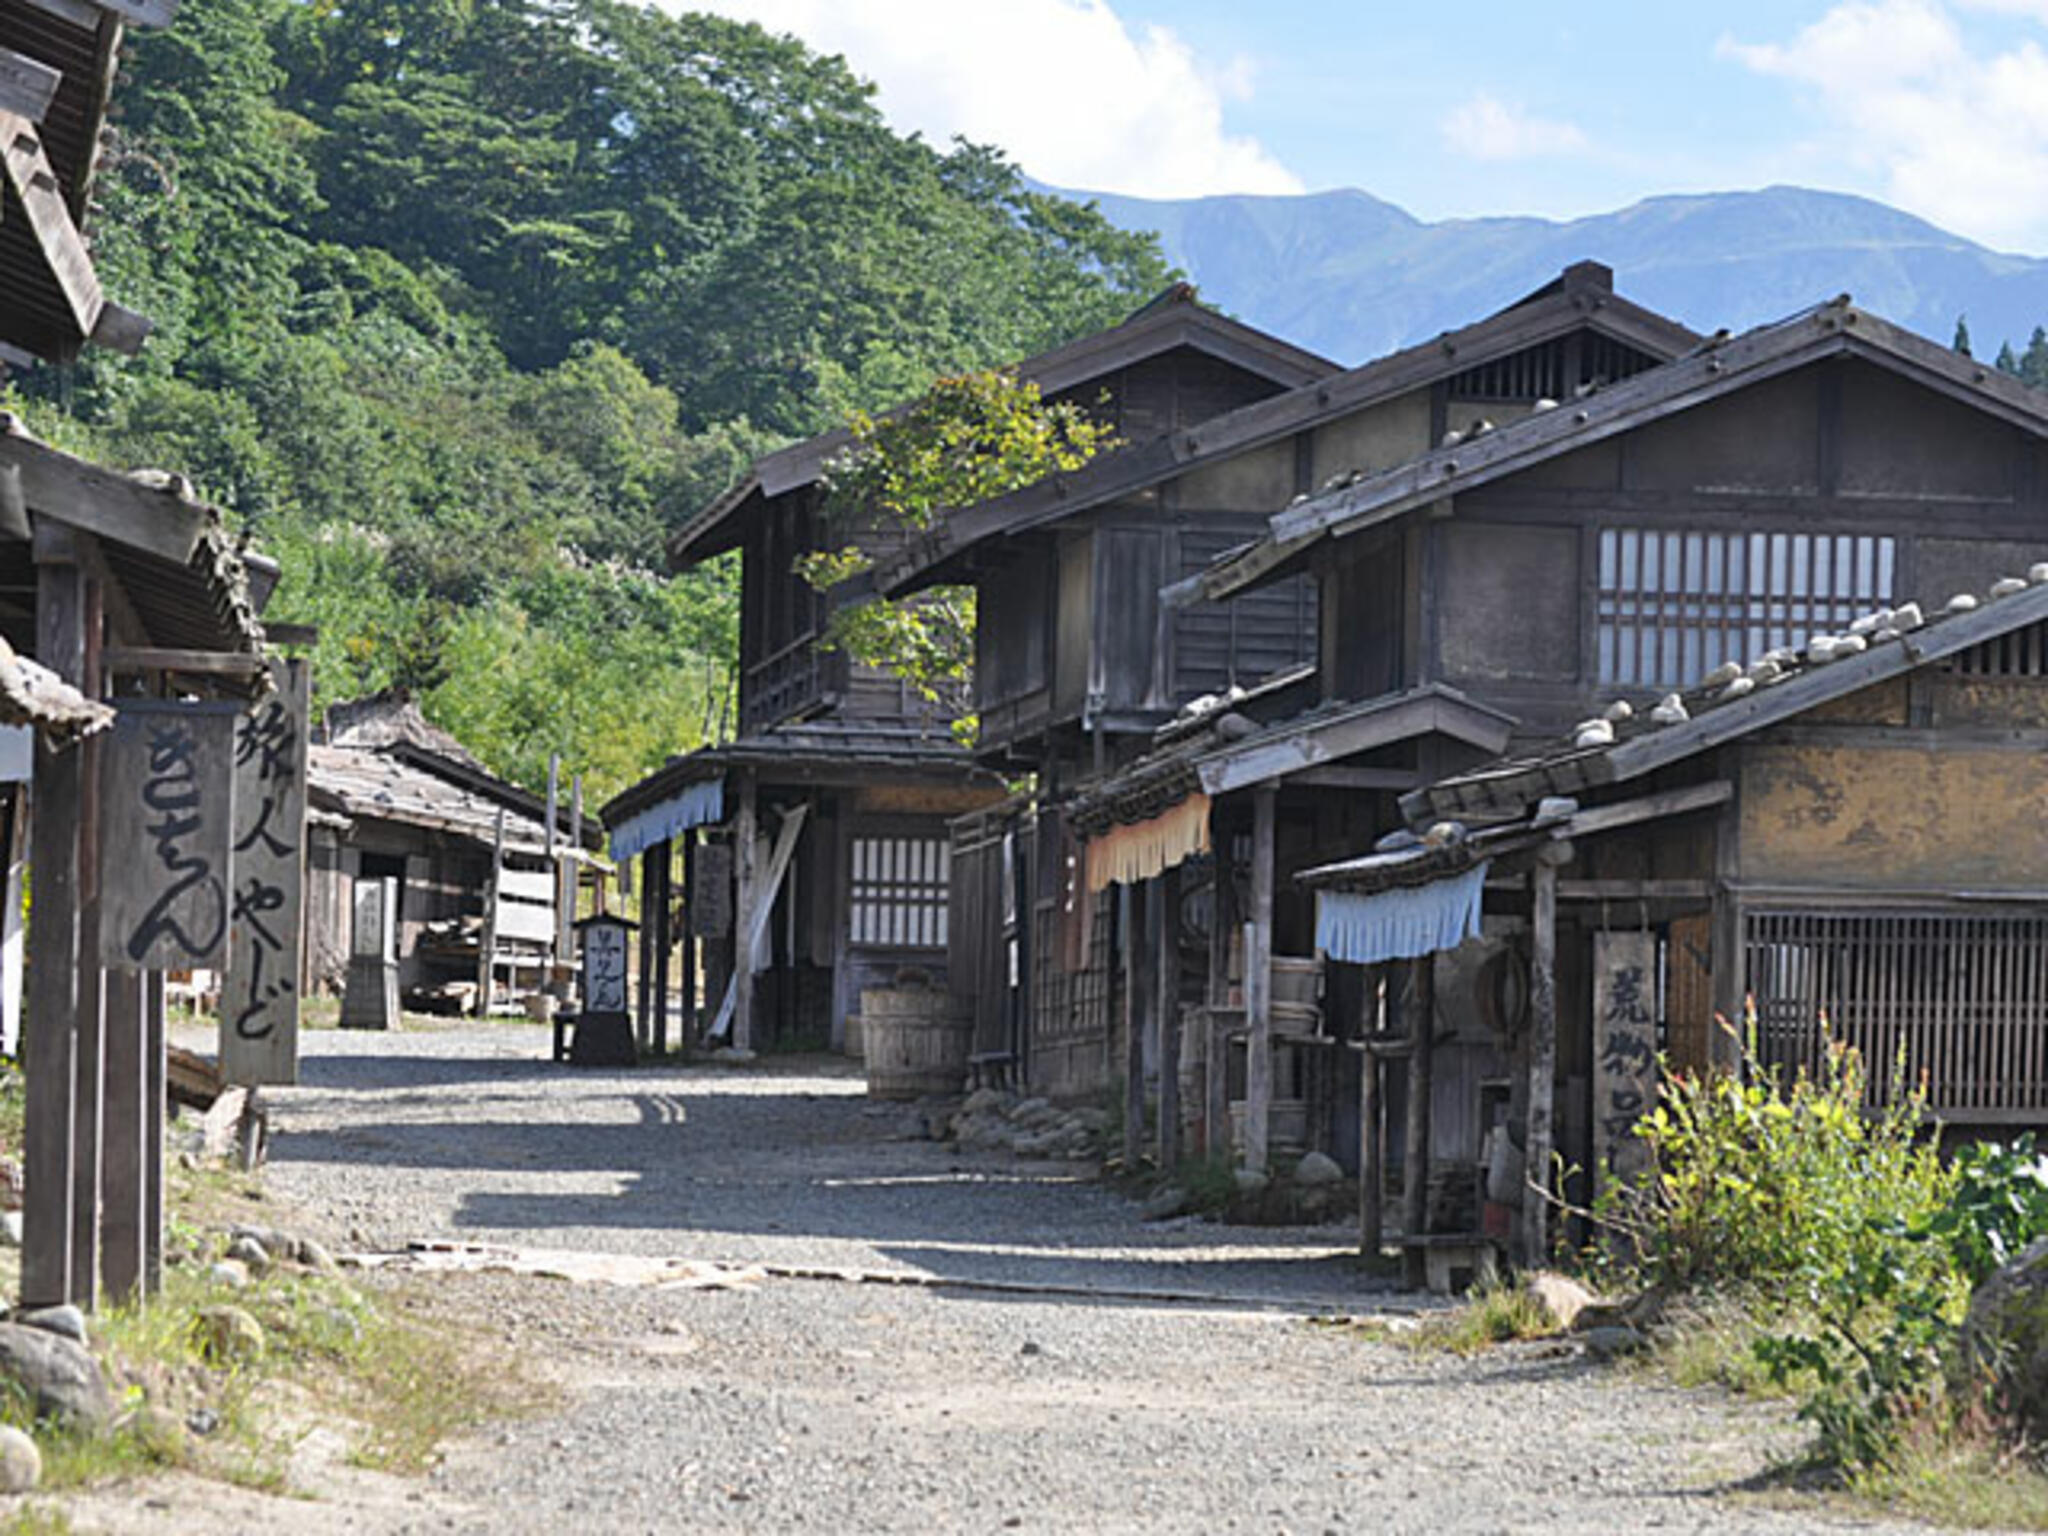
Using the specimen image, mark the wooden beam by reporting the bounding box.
[88,302,150,356]
[1244,785,1276,1175]
[98,968,145,1301]
[0,109,102,340]
[1286,766,1422,792]
[1204,809,1233,1161]
[0,49,61,125]
[1400,955,1434,1291]
[143,970,164,1293]
[89,0,179,28]
[1565,780,1732,837]
[732,776,757,1052]
[102,647,267,677]
[1121,881,1146,1172]
[16,0,103,29]
[0,436,208,565]
[1556,879,1712,902]
[652,839,671,1056]
[1526,854,1561,1270]
[1359,966,1383,1259]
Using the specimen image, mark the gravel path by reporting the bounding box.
[95,1021,1949,1534]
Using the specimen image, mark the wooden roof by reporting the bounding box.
[874,261,1700,598]
[664,285,1341,569]
[0,0,168,365]
[0,628,108,740]
[1193,296,2048,605]
[308,744,559,854]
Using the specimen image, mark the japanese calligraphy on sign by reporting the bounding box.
[1592,930,1660,1197]
[581,919,629,1016]
[99,701,238,972]
[223,658,310,1085]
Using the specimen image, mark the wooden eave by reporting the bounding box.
[663,291,1341,572]
[1402,578,2048,825]
[874,281,1700,599]
[1197,298,2048,605]
[386,740,603,849]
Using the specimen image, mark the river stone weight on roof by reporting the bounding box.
[1719,676,1756,702]
[1650,694,1688,726]
[1701,661,1743,689]
[1948,593,1981,614]
[1893,602,1925,630]
[1573,718,1615,749]
[2031,563,2048,585]
[1991,577,2030,600]
[1747,656,1784,684]
[1848,608,1891,636]
[1835,634,1868,657]
[1601,699,1633,724]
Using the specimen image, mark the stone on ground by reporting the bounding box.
[0,1322,113,1430]
[194,1305,266,1367]
[0,1424,38,1492]
[1955,1234,2048,1439]
[1522,1272,1600,1332]
[1141,1186,1190,1221]
[1292,1151,1343,1188]
[16,1305,87,1345]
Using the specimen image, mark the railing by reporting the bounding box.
[741,633,836,735]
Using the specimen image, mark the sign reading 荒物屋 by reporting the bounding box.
[222,658,311,1085]
[99,702,240,971]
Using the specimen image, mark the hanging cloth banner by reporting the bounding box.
[1314,860,1491,965]
[1084,793,1211,893]
[609,775,723,862]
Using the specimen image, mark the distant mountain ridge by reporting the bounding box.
[1056,183,2048,365]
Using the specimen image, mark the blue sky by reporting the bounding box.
[677,1,2048,253]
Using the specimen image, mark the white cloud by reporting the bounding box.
[666,0,1302,198]
[1439,95,1589,162]
[1724,1,2048,250]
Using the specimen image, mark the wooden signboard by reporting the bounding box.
[222,657,310,1085]
[1592,930,1659,1196]
[98,701,238,971]
[582,920,628,1015]
[692,841,733,940]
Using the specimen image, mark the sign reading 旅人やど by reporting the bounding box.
[99,701,241,971]
[222,658,311,1085]
[1592,929,1660,1197]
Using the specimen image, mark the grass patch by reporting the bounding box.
[1336,1281,1560,1356]
[1853,1426,2048,1530]
[1649,1291,1797,1398]
[0,1509,74,1535]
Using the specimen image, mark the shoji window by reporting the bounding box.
[1597,530,1896,688]
[849,836,950,949]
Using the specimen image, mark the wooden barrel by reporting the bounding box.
[861,986,971,1100]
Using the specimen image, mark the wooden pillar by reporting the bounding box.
[143,971,165,1294]
[1401,955,1436,1289]
[1121,881,1146,1170]
[652,839,672,1056]
[99,968,146,1301]
[635,849,655,1048]
[1359,967,1383,1258]
[680,828,697,1056]
[734,773,758,1053]
[2,787,26,1058]
[23,527,83,1308]
[477,807,505,1017]
[1244,784,1277,1175]
[1526,853,1562,1270]
[1155,864,1181,1170]
[1205,822,1234,1161]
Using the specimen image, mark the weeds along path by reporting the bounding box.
[140,1023,1941,1533]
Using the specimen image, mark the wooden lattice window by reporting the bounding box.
[1952,619,2048,677]
[1745,910,2048,1119]
[849,836,950,949]
[1598,530,1896,687]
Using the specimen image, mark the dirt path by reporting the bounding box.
[63,1023,1942,1534]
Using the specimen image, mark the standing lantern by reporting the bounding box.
[561,912,637,1066]
[339,876,399,1030]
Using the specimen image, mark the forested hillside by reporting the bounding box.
[4,0,1171,799]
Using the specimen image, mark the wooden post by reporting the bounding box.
[1121,881,1146,1171]
[1244,784,1277,1175]
[1155,864,1180,1171]
[2,787,26,1058]
[635,848,655,1049]
[143,970,165,1294]
[23,526,83,1307]
[68,568,104,1307]
[99,968,146,1301]
[477,807,505,1017]
[1527,853,1562,1270]
[652,839,671,1056]
[1401,954,1435,1290]
[1359,967,1383,1258]
[1205,821,1234,1160]
[680,828,697,1056]
[734,773,757,1054]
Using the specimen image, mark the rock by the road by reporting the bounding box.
[1292,1151,1343,1187]
[0,1322,112,1429]
[0,1425,39,1492]
[16,1304,87,1346]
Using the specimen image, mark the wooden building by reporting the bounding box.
[874,264,1699,1113]
[307,693,600,1013]
[604,288,1339,1054]
[1176,291,2048,1277]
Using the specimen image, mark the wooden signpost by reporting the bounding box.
[568,913,637,1066]
[222,657,310,1084]
[97,701,238,971]
[1592,929,1659,1198]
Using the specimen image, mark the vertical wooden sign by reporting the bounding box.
[1592,930,1659,1196]
[583,920,628,1014]
[98,701,238,971]
[222,657,310,1085]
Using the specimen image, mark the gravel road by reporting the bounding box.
[76,1021,1948,1534]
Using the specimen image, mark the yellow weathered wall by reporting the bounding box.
[1739,739,2048,889]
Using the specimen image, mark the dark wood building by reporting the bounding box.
[875,264,1699,1111]
[1185,293,2048,1277]
[605,289,1337,1054]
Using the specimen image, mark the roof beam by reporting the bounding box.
[0,109,103,343]
[19,0,175,26]
[0,50,61,125]
[0,431,209,564]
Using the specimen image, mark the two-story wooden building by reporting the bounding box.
[1183,293,2048,1273]
[875,263,1701,1111]
[602,288,1339,1053]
